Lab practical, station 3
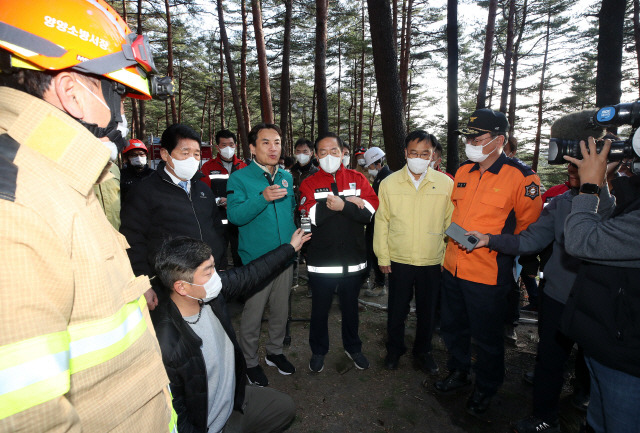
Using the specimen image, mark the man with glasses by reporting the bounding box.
[435,109,542,416]
[374,130,453,373]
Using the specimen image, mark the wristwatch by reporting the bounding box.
[579,183,601,195]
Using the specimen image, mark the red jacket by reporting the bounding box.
[200,154,247,194]
[299,165,379,276]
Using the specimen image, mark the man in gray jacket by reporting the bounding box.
[467,111,615,433]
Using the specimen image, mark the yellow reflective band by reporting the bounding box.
[68,296,148,374]
[0,332,70,420]
[167,386,178,433]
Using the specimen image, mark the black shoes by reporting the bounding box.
[466,388,492,415]
[512,415,560,433]
[265,353,296,375]
[434,370,472,394]
[384,352,400,370]
[246,365,269,387]
[413,352,439,375]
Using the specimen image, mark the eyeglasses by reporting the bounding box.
[465,135,494,146]
[407,151,432,159]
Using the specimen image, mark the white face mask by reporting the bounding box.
[368,168,379,177]
[219,146,235,160]
[130,155,147,167]
[465,136,498,163]
[170,155,200,181]
[429,160,437,169]
[342,155,350,167]
[103,140,118,162]
[117,116,129,140]
[357,158,366,167]
[407,157,430,175]
[184,271,223,303]
[296,153,310,165]
[319,154,342,174]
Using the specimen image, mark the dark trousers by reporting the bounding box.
[365,224,384,286]
[222,223,242,269]
[308,273,362,355]
[386,262,441,357]
[533,293,590,423]
[505,276,520,325]
[440,269,510,395]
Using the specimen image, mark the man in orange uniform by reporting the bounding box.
[435,109,542,415]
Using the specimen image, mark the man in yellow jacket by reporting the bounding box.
[0,1,177,431]
[374,130,453,373]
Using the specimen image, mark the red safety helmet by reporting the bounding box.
[122,139,148,154]
[354,146,367,156]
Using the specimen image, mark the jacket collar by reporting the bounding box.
[468,152,508,175]
[0,87,111,196]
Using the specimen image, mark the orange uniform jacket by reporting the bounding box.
[443,153,542,286]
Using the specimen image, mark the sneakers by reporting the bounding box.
[512,415,560,433]
[345,350,370,370]
[364,286,387,297]
[309,354,325,373]
[265,353,296,375]
[246,365,269,387]
[466,388,492,416]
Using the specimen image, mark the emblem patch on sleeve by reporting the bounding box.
[300,196,306,205]
[524,182,540,200]
[282,179,289,188]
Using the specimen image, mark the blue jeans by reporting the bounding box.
[585,356,640,433]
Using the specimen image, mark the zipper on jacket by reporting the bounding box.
[162,178,204,241]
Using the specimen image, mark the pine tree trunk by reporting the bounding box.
[596,0,625,107]
[447,0,460,175]
[241,0,251,157]
[399,0,413,107]
[251,0,274,123]
[337,40,342,136]
[367,0,406,170]
[280,0,293,146]
[136,0,145,140]
[476,0,497,110]
[315,0,329,137]
[357,1,366,148]
[499,0,516,113]
[164,0,177,124]
[217,0,248,153]
[311,83,316,139]
[177,62,183,123]
[533,10,551,172]
[219,39,225,129]
[634,0,640,99]
[507,0,528,136]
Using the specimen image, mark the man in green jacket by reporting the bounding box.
[374,130,454,373]
[227,123,297,387]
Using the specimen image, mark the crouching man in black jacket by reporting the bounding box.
[152,229,310,433]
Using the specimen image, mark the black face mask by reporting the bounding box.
[78,78,127,152]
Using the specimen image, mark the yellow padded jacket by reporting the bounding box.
[374,166,454,267]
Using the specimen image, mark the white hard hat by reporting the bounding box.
[364,147,385,166]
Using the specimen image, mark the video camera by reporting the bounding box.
[548,102,640,173]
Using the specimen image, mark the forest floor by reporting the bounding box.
[230,266,587,433]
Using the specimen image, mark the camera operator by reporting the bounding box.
[562,138,640,433]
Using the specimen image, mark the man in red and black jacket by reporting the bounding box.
[299,133,379,373]
[200,130,247,268]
